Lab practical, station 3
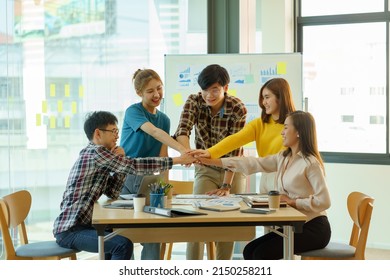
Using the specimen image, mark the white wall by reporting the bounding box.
[325,163,389,249]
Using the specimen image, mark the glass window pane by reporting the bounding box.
[302,22,386,153]
[1,0,206,258]
[301,0,384,16]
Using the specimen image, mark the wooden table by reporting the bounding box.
[92,199,306,260]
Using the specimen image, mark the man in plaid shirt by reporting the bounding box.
[53,111,194,260]
[173,64,247,260]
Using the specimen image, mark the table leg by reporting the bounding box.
[98,235,105,260]
[283,225,294,260]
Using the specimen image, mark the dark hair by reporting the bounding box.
[133,69,163,94]
[83,111,118,141]
[259,78,296,124]
[197,64,230,90]
[283,110,324,171]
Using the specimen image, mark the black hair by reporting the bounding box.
[83,111,118,141]
[197,64,230,90]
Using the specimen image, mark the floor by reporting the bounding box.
[77,224,390,260]
[79,242,390,260]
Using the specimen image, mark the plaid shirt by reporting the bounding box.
[53,142,172,235]
[174,92,247,157]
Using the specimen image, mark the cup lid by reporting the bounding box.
[268,190,280,196]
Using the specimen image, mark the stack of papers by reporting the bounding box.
[195,197,242,212]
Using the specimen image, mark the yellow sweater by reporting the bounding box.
[208,117,285,158]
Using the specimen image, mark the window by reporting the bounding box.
[297,0,390,163]
[0,0,206,259]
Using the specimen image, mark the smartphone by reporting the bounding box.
[240,208,275,214]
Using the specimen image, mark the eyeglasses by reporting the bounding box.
[201,87,222,96]
[99,128,119,135]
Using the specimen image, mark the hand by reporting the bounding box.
[196,157,222,167]
[280,194,296,208]
[206,188,230,197]
[188,149,211,158]
[111,146,125,156]
[176,153,196,166]
[180,149,193,167]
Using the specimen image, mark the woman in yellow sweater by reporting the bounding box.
[191,77,296,194]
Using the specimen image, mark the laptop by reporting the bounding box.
[119,174,163,200]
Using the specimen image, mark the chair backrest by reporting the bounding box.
[169,180,194,195]
[347,191,374,259]
[0,190,32,258]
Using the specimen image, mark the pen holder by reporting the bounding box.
[150,193,164,208]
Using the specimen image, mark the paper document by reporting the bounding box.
[175,194,218,199]
[195,197,242,212]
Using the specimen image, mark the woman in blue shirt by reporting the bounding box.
[120,69,187,260]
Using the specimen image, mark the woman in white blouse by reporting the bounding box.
[198,110,331,259]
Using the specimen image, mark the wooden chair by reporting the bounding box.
[300,191,374,260]
[0,190,79,260]
[160,180,216,260]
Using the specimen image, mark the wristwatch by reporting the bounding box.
[219,183,232,190]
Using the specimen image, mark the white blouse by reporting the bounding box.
[221,151,331,222]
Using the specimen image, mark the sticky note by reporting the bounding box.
[42,100,47,113]
[50,84,56,97]
[173,93,184,106]
[244,142,254,148]
[65,84,70,97]
[245,74,255,83]
[228,89,237,96]
[277,62,287,75]
[64,116,71,128]
[71,101,77,114]
[79,85,84,98]
[36,113,41,126]
[57,100,63,113]
[50,116,56,128]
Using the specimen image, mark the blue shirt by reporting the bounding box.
[120,102,170,157]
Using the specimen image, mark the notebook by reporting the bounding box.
[243,196,287,208]
[119,174,163,200]
[143,206,207,217]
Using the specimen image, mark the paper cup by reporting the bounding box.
[268,190,281,210]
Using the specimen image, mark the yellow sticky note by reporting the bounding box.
[65,84,70,97]
[227,89,237,96]
[79,85,84,98]
[42,100,47,113]
[64,116,71,128]
[71,101,77,114]
[36,113,41,126]
[50,84,56,97]
[57,100,63,113]
[173,93,184,106]
[50,116,56,128]
[277,62,287,75]
[244,142,254,148]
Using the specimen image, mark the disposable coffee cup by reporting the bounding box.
[133,194,146,212]
[268,190,281,210]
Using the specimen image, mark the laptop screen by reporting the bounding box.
[120,174,163,200]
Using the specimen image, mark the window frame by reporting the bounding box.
[296,0,390,165]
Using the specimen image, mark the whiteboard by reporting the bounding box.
[163,53,302,140]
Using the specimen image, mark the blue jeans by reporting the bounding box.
[123,174,161,260]
[55,225,133,260]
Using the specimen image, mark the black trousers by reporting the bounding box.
[243,215,331,260]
